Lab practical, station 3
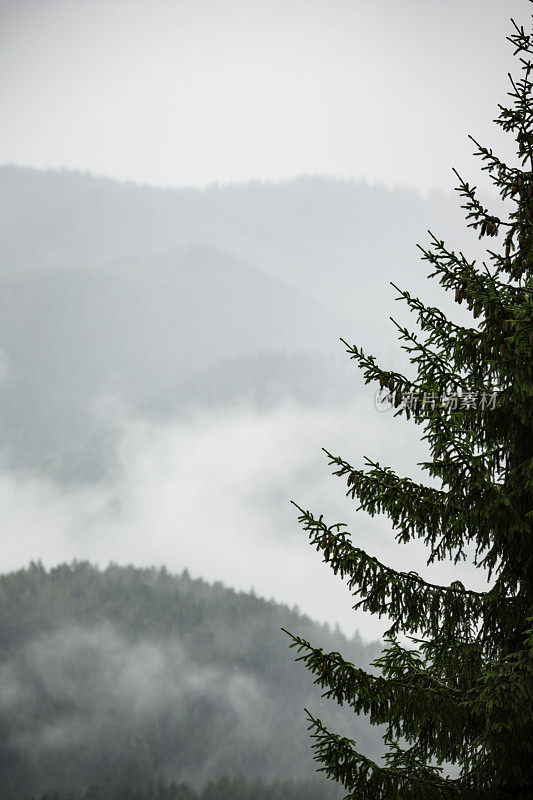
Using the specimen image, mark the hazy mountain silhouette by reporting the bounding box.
[0,166,473,311]
[0,247,334,480]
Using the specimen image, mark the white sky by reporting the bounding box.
[0,0,527,194]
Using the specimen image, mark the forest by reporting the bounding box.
[29,775,339,800]
[0,562,381,799]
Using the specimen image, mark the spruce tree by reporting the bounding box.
[285,10,533,800]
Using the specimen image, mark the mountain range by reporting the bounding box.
[0,166,473,482]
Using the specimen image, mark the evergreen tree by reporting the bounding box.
[285,10,533,800]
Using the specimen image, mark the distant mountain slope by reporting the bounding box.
[0,562,382,798]
[140,351,363,419]
[0,248,335,480]
[0,166,472,316]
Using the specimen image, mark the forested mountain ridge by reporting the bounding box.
[0,562,382,799]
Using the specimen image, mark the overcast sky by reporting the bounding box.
[0,0,527,194]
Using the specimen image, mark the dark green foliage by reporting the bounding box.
[286,9,533,800]
[0,562,381,799]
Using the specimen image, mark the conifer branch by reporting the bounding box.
[291,503,486,640]
[305,712,463,800]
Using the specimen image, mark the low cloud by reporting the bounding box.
[0,394,488,641]
[0,620,275,788]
